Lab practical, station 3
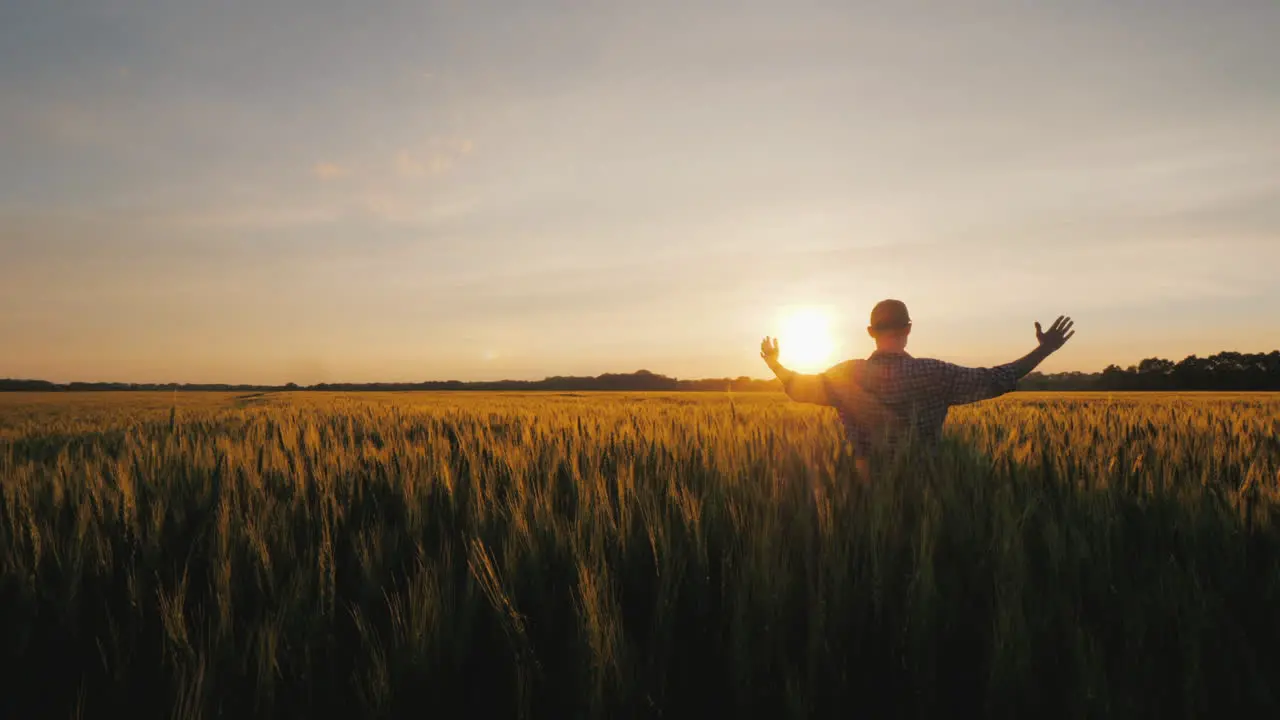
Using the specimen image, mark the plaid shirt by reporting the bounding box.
[780,351,1019,455]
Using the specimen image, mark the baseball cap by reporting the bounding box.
[870,299,911,331]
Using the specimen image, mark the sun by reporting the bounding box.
[776,306,837,373]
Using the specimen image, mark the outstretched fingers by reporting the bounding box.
[1036,315,1076,348]
[760,336,780,359]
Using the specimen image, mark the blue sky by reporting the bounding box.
[2,0,1278,383]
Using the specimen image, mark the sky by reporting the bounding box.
[2,0,1278,384]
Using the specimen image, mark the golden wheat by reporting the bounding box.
[0,391,1277,719]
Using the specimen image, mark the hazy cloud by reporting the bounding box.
[312,162,347,180]
[395,137,474,179]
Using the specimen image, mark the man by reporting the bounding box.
[760,300,1075,476]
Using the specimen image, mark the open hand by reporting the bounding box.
[1035,316,1075,352]
[760,336,780,364]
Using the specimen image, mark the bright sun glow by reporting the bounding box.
[777,306,837,373]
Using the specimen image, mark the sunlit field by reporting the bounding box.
[2,391,1279,719]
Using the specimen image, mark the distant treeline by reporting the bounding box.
[0,370,782,393]
[4,351,1279,393]
[1020,351,1280,391]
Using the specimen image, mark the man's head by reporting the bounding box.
[868,299,912,351]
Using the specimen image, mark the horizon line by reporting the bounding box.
[5,349,1278,389]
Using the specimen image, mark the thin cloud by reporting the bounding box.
[395,137,473,179]
[394,152,428,178]
[312,162,347,180]
[353,190,479,224]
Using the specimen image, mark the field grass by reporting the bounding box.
[1,391,1278,719]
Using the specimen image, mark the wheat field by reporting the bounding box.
[1,391,1278,719]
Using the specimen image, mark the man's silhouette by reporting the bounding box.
[761,300,1074,477]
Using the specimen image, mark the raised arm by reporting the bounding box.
[945,315,1076,405]
[760,336,833,405]
[1008,315,1075,378]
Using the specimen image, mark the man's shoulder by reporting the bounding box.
[901,357,961,379]
[822,358,864,379]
